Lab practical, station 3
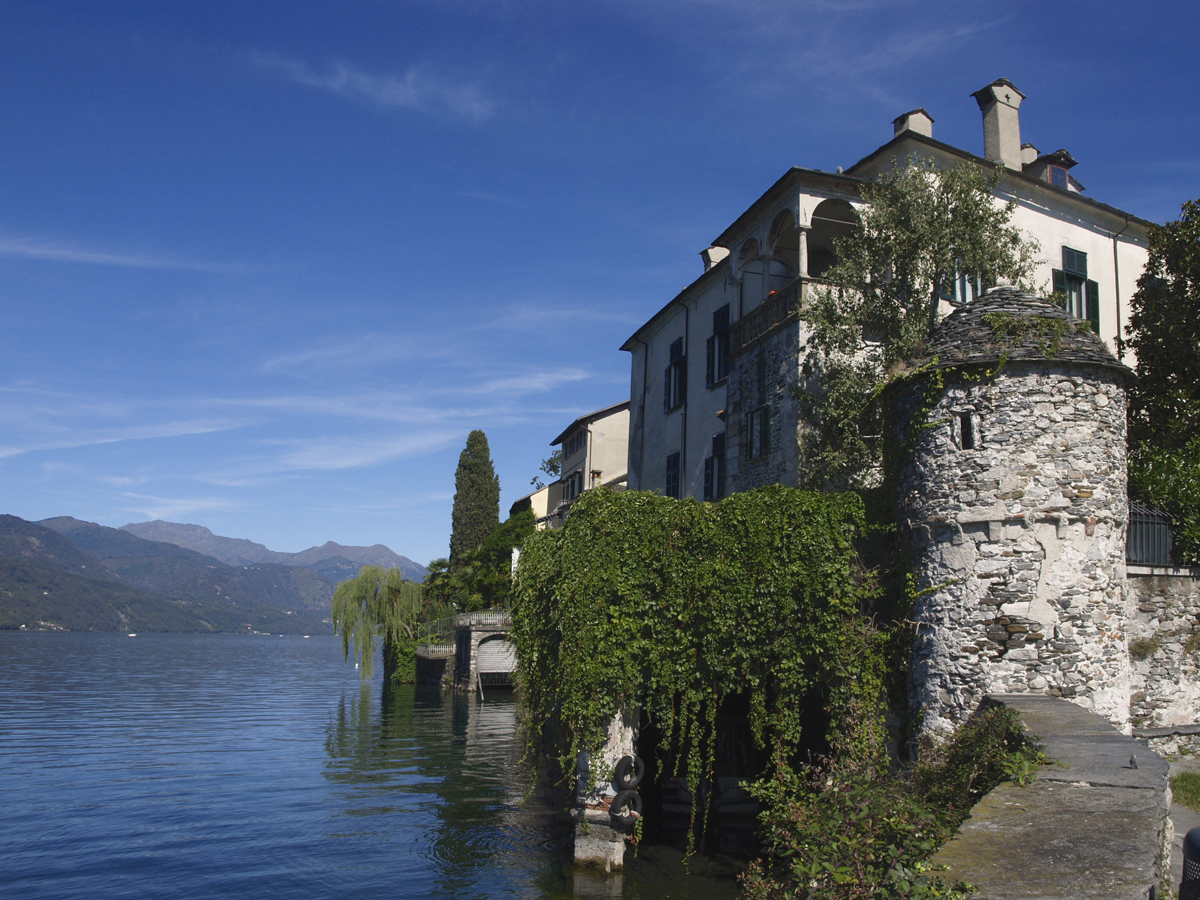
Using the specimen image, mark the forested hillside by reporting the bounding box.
[0,516,332,633]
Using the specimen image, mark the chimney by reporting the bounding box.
[893,108,934,139]
[972,79,1025,170]
[701,246,729,273]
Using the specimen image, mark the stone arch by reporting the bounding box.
[738,238,764,311]
[767,209,800,293]
[808,199,858,279]
[475,632,516,687]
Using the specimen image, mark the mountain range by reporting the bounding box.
[0,515,427,634]
[120,519,426,582]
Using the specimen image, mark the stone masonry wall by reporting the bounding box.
[726,320,801,493]
[1126,572,1200,748]
[897,362,1132,740]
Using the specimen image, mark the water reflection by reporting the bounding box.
[323,683,741,900]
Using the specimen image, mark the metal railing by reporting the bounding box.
[455,609,511,628]
[1127,502,1174,566]
[728,276,808,358]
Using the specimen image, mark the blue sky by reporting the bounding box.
[2,0,1198,566]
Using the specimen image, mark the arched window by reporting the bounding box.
[808,199,858,279]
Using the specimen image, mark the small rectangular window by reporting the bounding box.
[959,414,975,450]
[748,407,770,459]
[665,452,680,499]
[1049,165,1069,189]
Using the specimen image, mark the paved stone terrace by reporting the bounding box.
[931,694,1170,899]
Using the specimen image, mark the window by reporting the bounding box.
[959,413,976,450]
[703,432,726,501]
[938,262,983,305]
[706,305,731,387]
[562,470,583,502]
[748,407,770,460]
[1049,165,1069,189]
[665,452,680,499]
[1052,247,1099,332]
[563,430,586,459]
[664,338,687,412]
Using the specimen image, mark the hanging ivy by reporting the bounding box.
[510,485,885,803]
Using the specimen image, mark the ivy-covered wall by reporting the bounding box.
[510,485,887,793]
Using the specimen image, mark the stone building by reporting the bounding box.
[622,79,1152,502]
[894,287,1134,739]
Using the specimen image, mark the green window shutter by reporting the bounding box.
[1086,280,1100,333]
[1052,269,1067,308]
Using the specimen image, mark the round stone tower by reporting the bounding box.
[894,286,1133,741]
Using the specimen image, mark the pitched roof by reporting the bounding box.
[918,286,1131,376]
[550,399,631,446]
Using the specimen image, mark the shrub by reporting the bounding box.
[1129,636,1162,661]
[741,706,1045,900]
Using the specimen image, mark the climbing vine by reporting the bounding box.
[510,485,885,812]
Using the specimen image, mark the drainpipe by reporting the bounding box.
[1111,216,1130,360]
[627,335,648,491]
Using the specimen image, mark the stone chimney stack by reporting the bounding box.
[972,79,1025,170]
[893,108,934,139]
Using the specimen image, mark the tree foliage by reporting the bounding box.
[1126,199,1200,451]
[331,565,423,682]
[530,450,562,490]
[449,430,500,566]
[424,510,535,612]
[1124,199,1200,565]
[799,159,1040,490]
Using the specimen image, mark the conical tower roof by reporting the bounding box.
[918,286,1129,375]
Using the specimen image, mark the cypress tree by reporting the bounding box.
[449,429,500,566]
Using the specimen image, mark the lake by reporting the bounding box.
[0,632,741,899]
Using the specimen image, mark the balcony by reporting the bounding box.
[728,276,810,358]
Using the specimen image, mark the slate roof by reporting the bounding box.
[919,286,1130,376]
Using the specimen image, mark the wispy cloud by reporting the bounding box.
[0,417,245,461]
[266,431,459,472]
[119,493,242,521]
[0,236,246,272]
[249,51,494,121]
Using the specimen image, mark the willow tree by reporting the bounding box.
[799,158,1040,490]
[332,565,424,683]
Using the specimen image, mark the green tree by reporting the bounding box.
[1125,198,1200,451]
[530,449,562,490]
[331,565,423,682]
[424,510,535,613]
[1125,198,1200,564]
[799,158,1040,490]
[449,430,500,566]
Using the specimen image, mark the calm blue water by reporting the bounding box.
[0,632,739,900]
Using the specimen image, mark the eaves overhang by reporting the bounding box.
[550,399,632,446]
[846,132,1156,232]
[620,256,728,352]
